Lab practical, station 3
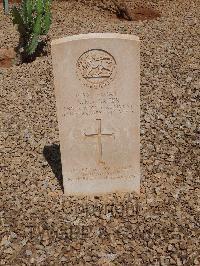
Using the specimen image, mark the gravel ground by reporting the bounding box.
[0,0,200,265]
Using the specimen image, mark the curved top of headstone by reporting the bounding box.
[51,33,139,46]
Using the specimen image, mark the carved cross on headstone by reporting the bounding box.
[85,119,114,164]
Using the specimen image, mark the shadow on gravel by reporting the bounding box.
[43,144,64,192]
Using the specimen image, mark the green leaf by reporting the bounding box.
[12,6,26,35]
[21,0,33,30]
[41,0,52,34]
[26,0,33,22]
[26,35,39,55]
[33,14,42,35]
[22,1,27,19]
[45,0,50,9]
[44,0,52,13]
[12,6,23,26]
[12,0,52,60]
[36,0,44,14]
[42,12,51,34]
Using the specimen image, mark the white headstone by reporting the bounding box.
[51,33,140,196]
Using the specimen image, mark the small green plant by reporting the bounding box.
[12,0,52,61]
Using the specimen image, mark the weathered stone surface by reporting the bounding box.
[51,33,140,196]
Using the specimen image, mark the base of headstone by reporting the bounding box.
[63,178,140,196]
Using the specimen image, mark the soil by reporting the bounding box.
[132,7,160,21]
[0,48,16,68]
[0,0,199,265]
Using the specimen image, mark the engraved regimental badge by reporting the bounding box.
[77,49,117,88]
